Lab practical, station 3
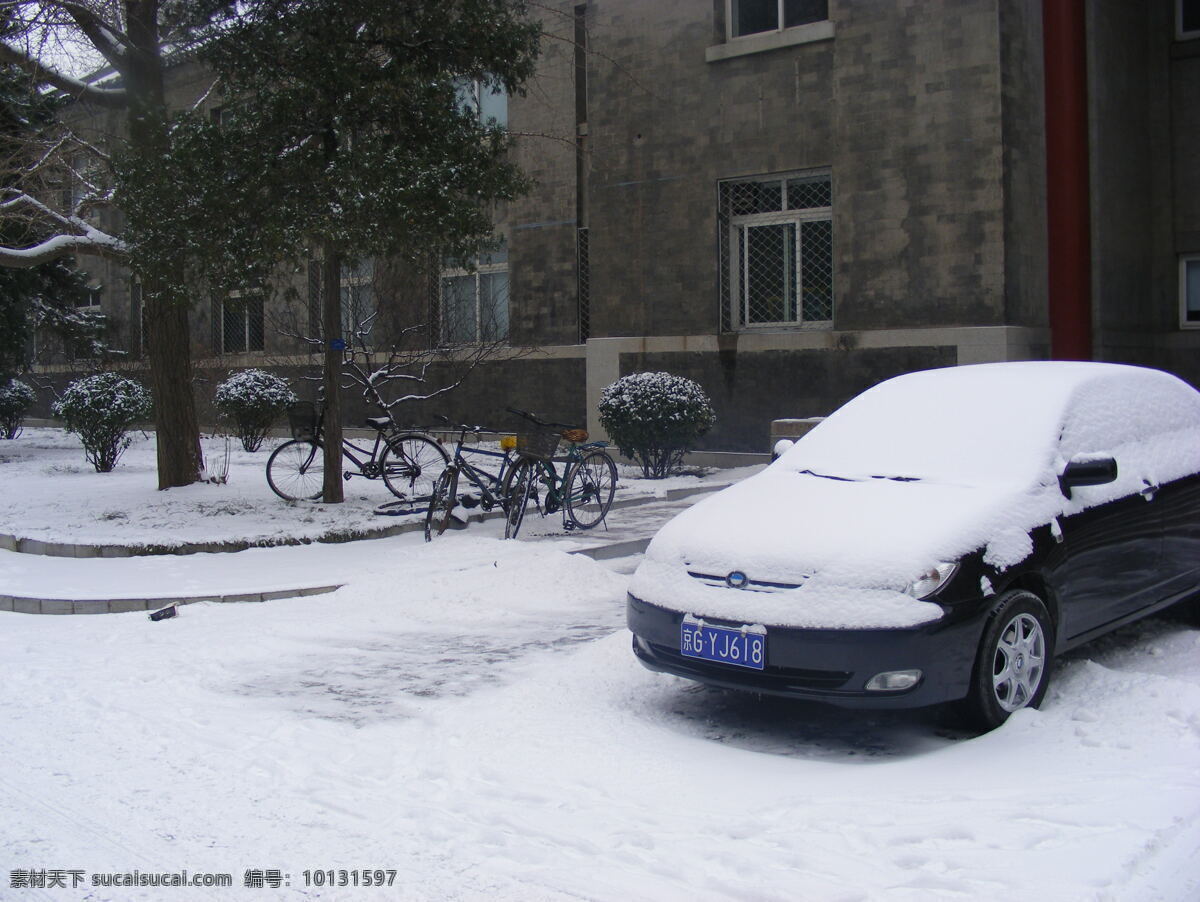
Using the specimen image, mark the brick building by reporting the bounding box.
[37,1,1200,453]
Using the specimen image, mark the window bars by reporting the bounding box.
[718,171,833,331]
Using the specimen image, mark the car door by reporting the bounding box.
[1154,472,1200,601]
[1046,482,1162,642]
[1043,381,1168,643]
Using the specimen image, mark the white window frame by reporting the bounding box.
[454,77,508,127]
[723,172,833,331]
[340,258,377,339]
[726,0,829,41]
[220,288,265,354]
[1181,254,1200,329]
[77,283,103,311]
[440,255,509,345]
[1178,0,1200,40]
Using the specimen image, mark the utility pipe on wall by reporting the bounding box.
[1043,0,1093,360]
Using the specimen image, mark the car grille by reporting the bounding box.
[686,570,808,593]
[645,641,852,690]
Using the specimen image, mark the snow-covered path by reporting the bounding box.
[3,535,1199,901]
[3,430,1200,900]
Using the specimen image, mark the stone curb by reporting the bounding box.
[0,584,341,616]
[0,482,733,559]
[0,481,733,615]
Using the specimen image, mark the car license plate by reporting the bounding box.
[680,619,765,671]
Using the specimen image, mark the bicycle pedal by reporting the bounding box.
[459,495,479,509]
[342,471,352,481]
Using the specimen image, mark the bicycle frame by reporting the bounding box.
[338,431,392,480]
[443,428,516,511]
[525,439,609,520]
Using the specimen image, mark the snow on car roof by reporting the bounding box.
[779,361,1200,489]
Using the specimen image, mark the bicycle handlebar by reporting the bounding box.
[433,413,499,436]
[505,406,579,431]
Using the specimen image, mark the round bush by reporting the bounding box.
[213,369,297,452]
[598,372,715,478]
[0,378,35,439]
[52,372,152,472]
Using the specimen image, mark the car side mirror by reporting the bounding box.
[1059,456,1118,499]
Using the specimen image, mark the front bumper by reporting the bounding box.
[627,593,988,710]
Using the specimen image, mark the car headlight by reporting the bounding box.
[905,562,958,599]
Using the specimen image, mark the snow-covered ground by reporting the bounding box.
[0,428,742,549]
[2,429,1200,900]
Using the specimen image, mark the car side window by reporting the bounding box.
[1058,371,1200,503]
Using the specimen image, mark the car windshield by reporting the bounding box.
[778,364,1083,488]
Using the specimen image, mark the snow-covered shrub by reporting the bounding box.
[213,369,297,452]
[0,378,35,439]
[51,372,152,472]
[599,372,715,478]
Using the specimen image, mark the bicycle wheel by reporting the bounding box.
[266,439,325,501]
[424,467,459,541]
[565,450,618,530]
[382,433,449,503]
[504,459,538,539]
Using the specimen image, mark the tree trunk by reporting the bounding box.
[321,241,345,503]
[126,0,204,490]
[144,288,204,488]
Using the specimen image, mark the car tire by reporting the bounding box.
[961,590,1055,732]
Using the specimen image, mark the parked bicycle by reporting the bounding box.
[266,402,449,504]
[500,407,617,539]
[423,417,519,541]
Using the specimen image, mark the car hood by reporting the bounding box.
[630,466,1060,629]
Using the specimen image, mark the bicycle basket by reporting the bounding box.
[515,432,560,460]
[286,402,320,440]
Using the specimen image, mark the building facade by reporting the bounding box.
[34,0,1200,453]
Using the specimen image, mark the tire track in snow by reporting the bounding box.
[0,771,223,902]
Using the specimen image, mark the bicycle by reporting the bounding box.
[501,407,618,539]
[423,417,524,541]
[266,402,449,504]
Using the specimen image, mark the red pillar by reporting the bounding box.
[1043,0,1093,360]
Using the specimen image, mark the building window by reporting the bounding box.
[221,289,264,353]
[1182,255,1200,328]
[729,0,828,39]
[454,78,507,127]
[77,284,102,310]
[719,170,833,330]
[1179,0,1200,39]
[440,246,509,344]
[341,258,377,336]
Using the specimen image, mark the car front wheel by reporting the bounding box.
[962,590,1054,732]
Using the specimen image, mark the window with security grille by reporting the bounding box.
[729,0,828,38]
[440,245,509,344]
[341,258,376,336]
[221,290,264,353]
[1182,256,1200,327]
[453,77,508,127]
[719,171,833,330]
[1179,0,1200,39]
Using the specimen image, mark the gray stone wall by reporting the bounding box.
[1088,0,1171,335]
[832,0,1007,331]
[573,0,1015,339]
[998,0,1048,329]
[620,344,957,452]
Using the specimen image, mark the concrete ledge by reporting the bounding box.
[0,479,743,559]
[569,537,653,561]
[1,585,341,615]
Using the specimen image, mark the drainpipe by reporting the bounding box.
[1043,0,1093,360]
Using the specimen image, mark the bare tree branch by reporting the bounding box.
[0,42,127,108]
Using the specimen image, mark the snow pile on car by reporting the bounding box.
[631,362,1200,628]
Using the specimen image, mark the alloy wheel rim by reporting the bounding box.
[991,612,1046,712]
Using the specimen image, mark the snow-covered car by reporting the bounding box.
[627,362,1200,730]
